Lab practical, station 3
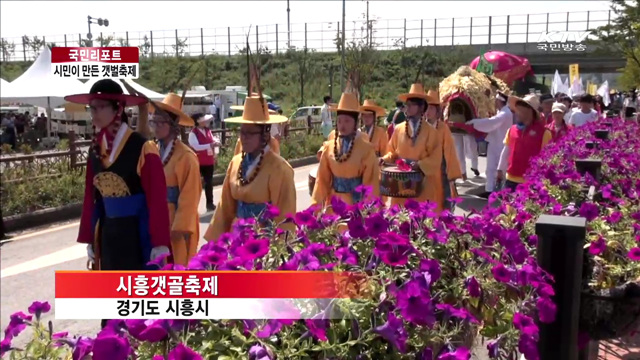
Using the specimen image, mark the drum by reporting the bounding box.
[380,166,424,198]
[308,166,319,197]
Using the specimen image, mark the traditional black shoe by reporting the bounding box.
[471,168,480,177]
[206,203,216,212]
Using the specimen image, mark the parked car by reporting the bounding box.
[289,106,322,128]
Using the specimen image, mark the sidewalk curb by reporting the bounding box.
[2,155,319,233]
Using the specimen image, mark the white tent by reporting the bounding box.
[82,78,166,100]
[0,78,9,88]
[0,46,86,108]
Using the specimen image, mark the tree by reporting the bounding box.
[22,36,45,58]
[117,37,130,47]
[592,0,640,87]
[336,12,380,101]
[139,35,152,58]
[47,42,57,49]
[96,35,114,47]
[287,46,315,106]
[0,38,15,62]
[172,38,188,56]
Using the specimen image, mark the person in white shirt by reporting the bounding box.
[466,92,513,196]
[320,95,333,139]
[188,113,221,211]
[569,94,598,127]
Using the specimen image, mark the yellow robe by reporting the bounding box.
[381,119,444,211]
[362,125,389,156]
[160,140,202,266]
[319,130,370,156]
[204,150,296,242]
[429,120,463,210]
[311,133,380,207]
[234,136,280,156]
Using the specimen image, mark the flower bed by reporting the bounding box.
[4,118,638,360]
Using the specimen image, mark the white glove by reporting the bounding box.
[150,246,170,261]
[87,244,95,261]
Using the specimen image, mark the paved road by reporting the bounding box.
[0,158,491,354]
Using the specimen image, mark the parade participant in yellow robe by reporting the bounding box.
[312,92,380,207]
[149,93,202,266]
[381,84,444,211]
[204,96,296,242]
[231,105,281,156]
[424,89,463,212]
[359,99,389,157]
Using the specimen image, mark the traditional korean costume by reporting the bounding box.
[150,93,203,266]
[381,84,446,212]
[204,96,296,242]
[68,80,171,272]
[311,92,380,207]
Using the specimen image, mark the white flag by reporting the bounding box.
[552,70,561,96]
[597,80,610,107]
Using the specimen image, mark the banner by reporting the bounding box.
[51,47,139,79]
[569,64,579,86]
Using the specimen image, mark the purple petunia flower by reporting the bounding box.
[518,334,539,360]
[486,338,500,358]
[419,259,442,283]
[4,311,32,339]
[0,337,12,357]
[438,347,471,360]
[465,276,481,298]
[305,319,329,341]
[536,297,557,323]
[578,202,599,221]
[168,343,203,360]
[373,313,408,353]
[334,247,358,265]
[588,236,607,256]
[491,264,512,283]
[513,313,539,337]
[236,238,270,261]
[263,203,280,220]
[249,343,273,360]
[27,301,51,320]
[628,247,640,261]
[364,213,389,237]
[92,333,130,360]
[395,282,436,326]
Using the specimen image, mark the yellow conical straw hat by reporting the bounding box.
[224,97,288,124]
[359,99,386,117]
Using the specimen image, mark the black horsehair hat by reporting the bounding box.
[64,79,148,107]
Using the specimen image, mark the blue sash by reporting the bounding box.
[237,201,267,219]
[167,186,180,207]
[332,176,363,203]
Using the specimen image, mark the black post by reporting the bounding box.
[276,24,279,54]
[227,27,231,57]
[594,130,609,140]
[535,214,587,360]
[584,141,596,150]
[575,158,603,182]
[601,121,612,128]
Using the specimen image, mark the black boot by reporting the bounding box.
[471,168,480,177]
[206,203,216,212]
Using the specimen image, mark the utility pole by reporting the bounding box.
[287,0,291,49]
[341,0,346,91]
[366,0,369,47]
[87,15,109,47]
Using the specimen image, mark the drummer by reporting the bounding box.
[231,105,281,156]
[380,83,444,211]
[311,92,380,207]
[359,99,389,157]
[149,93,203,266]
[424,89,463,212]
[204,95,296,242]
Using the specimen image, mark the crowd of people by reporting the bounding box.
[0,111,48,149]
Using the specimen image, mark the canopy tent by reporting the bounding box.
[0,46,86,108]
[0,78,9,89]
[82,78,166,100]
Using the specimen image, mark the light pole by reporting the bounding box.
[340,0,346,91]
[366,0,369,47]
[287,0,291,49]
[87,15,109,46]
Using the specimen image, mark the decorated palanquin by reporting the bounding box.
[439,66,511,138]
[469,51,532,86]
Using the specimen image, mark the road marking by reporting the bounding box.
[1,244,86,279]
[1,222,80,243]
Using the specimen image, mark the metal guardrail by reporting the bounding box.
[0,10,613,62]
